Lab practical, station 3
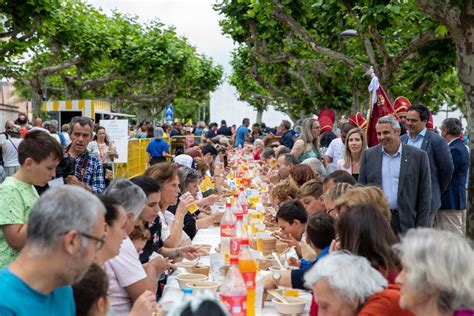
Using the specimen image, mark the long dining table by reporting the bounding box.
[159,225,312,315]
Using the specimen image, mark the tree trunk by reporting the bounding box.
[415,0,474,238]
[455,25,474,239]
[256,108,263,124]
[137,105,152,124]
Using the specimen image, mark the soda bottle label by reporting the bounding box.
[220,294,246,316]
[241,271,256,290]
[230,238,241,256]
[221,223,236,237]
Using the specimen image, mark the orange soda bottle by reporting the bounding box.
[238,239,257,316]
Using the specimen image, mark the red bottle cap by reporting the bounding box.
[236,214,243,220]
[241,239,249,245]
[230,256,239,265]
[239,187,244,191]
[226,203,231,208]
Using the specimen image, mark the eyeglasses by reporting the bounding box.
[79,232,106,251]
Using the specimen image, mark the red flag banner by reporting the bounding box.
[366,70,398,147]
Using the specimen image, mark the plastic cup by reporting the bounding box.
[188,203,199,214]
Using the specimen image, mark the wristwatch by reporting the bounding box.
[272,271,281,287]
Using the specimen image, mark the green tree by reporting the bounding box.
[215,0,462,118]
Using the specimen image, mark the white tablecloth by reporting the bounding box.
[159,226,312,315]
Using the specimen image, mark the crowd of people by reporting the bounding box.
[0,101,473,316]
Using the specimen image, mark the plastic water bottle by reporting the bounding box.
[183,288,193,303]
[230,214,247,257]
[220,257,247,316]
[221,203,236,263]
[238,187,249,219]
[231,193,243,218]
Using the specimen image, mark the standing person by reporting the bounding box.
[337,128,367,181]
[234,118,250,148]
[278,120,295,149]
[359,116,431,234]
[205,122,218,140]
[437,118,469,235]
[88,126,119,184]
[48,120,63,145]
[401,104,454,225]
[1,125,22,177]
[217,120,232,136]
[15,113,30,137]
[323,122,353,168]
[290,118,321,162]
[146,127,172,166]
[0,130,62,268]
[170,122,183,137]
[61,124,72,147]
[62,116,105,193]
[0,186,106,314]
[136,121,148,139]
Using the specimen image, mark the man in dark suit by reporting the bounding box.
[401,104,453,225]
[359,115,431,234]
[437,118,469,235]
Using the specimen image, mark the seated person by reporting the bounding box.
[73,263,160,316]
[130,224,151,255]
[334,185,391,220]
[394,229,474,316]
[178,167,222,230]
[272,200,308,259]
[143,163,194,244]
[297,179,325,215]
[321,182,353,218]
[304,252,413,316]
[269,180,298,210]
[263,211,335,291]
[322,169,356,192]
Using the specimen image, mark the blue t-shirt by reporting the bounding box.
[234,125,250,147]
[0,267,75,315]
[146,139,169,158]
[291,246,330,290]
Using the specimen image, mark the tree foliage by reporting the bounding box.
[214,0,463,118]
[0,0,223,121]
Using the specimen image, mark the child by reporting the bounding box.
[130,224,151,255]
[297,179,325,215]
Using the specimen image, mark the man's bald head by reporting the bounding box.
[33,118,43,127]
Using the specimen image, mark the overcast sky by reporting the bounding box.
[86,0,290,127]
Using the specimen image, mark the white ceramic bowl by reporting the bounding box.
[272,297,306,315]
[186,281,220,293]
[176,273,208,289]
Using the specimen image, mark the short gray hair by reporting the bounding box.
[394,228,474,312]
[27,186,105,252]
[377,115,400,131]
[441,118,462,137]
[69,116,94,133]
[104,179,146,219]
[254,138,264,146]
[282,120,291,130]
[178,166,199,193]
[301,158,327,177]
[305,252,388,305]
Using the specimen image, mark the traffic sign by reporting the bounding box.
[165,104,173,122]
